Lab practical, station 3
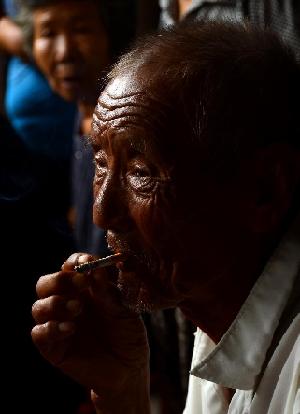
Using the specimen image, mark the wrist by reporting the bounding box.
[91,368,150,414]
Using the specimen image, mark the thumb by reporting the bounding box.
[61,253,95,272]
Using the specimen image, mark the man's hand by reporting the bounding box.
[31,253,151,413]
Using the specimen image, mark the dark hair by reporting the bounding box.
[16,0,136,59]
[108,20,300,173]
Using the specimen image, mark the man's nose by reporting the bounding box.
[93,173,132,232]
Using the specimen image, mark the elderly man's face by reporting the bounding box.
[33,1,109,102]
[91,74,253,312]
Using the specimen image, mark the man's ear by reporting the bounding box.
[249,143,300,234]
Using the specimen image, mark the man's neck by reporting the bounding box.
[179,235,279,343]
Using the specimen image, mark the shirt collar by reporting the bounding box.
[190,214,300,390]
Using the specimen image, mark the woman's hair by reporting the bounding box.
[16,0,136,59]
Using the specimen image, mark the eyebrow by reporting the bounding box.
[84,132,143,150]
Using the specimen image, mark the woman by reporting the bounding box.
[18,0,136,256]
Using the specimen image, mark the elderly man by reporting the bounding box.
[31,21,300,413]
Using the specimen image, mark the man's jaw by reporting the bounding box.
[106,232,185,312]
[106,233,160,312]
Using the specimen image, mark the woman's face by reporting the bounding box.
[33,0,110,102]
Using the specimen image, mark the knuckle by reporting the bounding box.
[31,296,62,323]
[31,326,39,344]
[48,295,61,312]
[44,320,56,334]
[31,322,56,354]
[35,275,47,296]
[31,300,41,319]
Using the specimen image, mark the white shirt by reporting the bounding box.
[184,216,300,413]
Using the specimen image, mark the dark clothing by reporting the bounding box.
[0,115,86,413]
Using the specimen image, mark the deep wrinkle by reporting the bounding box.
[30,24,300,408]
[93,76,179,160]
[101,80,246,319]
[94,92,167,136]
[90,79,187,313]
[90,73,276,341]
[92,92,174,169]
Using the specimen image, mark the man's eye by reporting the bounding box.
[126,162,155,192]
[131,166,151,178]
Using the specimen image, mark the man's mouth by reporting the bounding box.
[106,231,157,280]
[108,246,147,278]
[115,254,137,273]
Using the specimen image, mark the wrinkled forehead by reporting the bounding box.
[93,74,159,130]
[92,74,177,155]
[95,75,142,126]
[104,74,139,99]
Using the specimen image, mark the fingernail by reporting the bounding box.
[66,299,81,315]
[72,272,88,288]
[58,322,75,332]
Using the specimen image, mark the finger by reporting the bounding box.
[32,296,82,324]
[36,271,90,298]
[62,253,95,272]
[31,321,75,364]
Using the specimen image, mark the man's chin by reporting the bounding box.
[116,269,179,313]
[116,270,154,313]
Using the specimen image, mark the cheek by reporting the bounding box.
[33,39,52,75]
[129,190,178,253]
[130,197,157,243]
[92,181,103,222]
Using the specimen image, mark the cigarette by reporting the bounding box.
[74,253,124,273]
